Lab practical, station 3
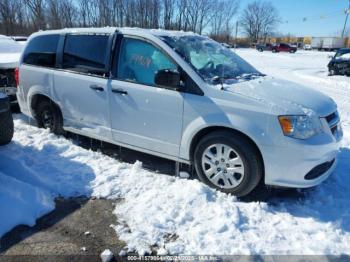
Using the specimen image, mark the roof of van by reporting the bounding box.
[30,27,198,38]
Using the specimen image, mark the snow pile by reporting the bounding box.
[100,249,114,262]
[0,170,54,237]
[0,49,349,255]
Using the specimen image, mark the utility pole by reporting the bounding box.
[234,21,239,49]
[342,0,350,38]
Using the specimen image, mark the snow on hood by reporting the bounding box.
[224,76,337,116]
[0,39,23,68]
[0,53,21,68]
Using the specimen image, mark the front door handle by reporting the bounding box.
[90,85,104,91]
[111,88,128,95]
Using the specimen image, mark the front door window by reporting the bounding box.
[117,37,177,86]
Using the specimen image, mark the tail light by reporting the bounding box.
[14,67,19,87]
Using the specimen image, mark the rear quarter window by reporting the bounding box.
[22,34,60,68]
[62,34,109,76]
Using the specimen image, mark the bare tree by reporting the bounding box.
[77,0,89,26]
[77,0,99,27]
[162,0,175,29]
[240,0,280,43]
[24,0,46,30]
[99,0,113,26]
[47,0,61,29]
[60,0,77,28]
[211,0,239,39]
[185,0,213,34]
[0,0,244,38]
[0,0,28,35]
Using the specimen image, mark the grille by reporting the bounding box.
[0,69,16,88]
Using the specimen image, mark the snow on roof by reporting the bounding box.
[0,35,12,40]
[30,27,198,38]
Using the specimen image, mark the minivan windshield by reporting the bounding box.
[159,35,263,85]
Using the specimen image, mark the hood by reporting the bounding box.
[224,76,336,116]
[0,53,21,69]
[0,39,23,69]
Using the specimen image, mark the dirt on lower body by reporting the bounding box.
[0,197,126,261]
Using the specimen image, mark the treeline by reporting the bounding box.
[0,0,239,38]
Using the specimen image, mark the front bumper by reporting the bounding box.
[262,126,342,188]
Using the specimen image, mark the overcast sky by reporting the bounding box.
[239,0,350,37]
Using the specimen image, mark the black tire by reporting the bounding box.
[272,49,277,53]
[258,48,263,52]
[36,100,65,135]
[0,110,14,145]
[328,69,337,76]
[193,131,263,197]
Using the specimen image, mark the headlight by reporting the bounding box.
[278,115,323,139]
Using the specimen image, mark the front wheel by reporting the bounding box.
[194,131,263,197]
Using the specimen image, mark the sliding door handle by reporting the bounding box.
[111,88,128,95]
[90,85,104,91]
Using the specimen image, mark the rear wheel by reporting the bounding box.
[36,100,65,135]
[0,110,14,145]
[194,131,263,197]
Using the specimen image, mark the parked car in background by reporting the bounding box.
[272,43,297,53]
[17,28,342,197]
[0,92,14,145]
[303,44,312,50]
[256,43,274,52]
[11,36,28,45]
[328,48,350,76]
[0,36,22,104]
[221,43,231,49]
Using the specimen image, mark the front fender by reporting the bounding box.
[179,112,275,161]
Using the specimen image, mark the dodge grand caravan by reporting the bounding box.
[16,28,343,197]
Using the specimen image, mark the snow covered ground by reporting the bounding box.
[0,49,349,255]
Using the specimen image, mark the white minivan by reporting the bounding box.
[17,28,343,197]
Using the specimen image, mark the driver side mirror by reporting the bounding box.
[154,69,181,90]
[328,55,334,59]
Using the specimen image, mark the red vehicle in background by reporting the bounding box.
[272,43,297,53]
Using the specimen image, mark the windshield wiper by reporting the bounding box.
[235,72,265,80]
[210,75,232,89]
